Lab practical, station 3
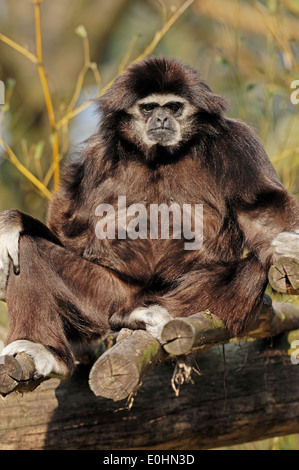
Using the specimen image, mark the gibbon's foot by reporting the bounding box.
[0,353,47,395]
[129,305,173,342]
[1,340,70,379]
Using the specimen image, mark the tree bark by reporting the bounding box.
[0,332,299,450]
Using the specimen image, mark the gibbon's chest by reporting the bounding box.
[91,157,226,250]
[95,157,222,207]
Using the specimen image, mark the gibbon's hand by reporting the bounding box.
[271,230,299,260]
[0,211,22,300]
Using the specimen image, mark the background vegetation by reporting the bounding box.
[0,0,298,450]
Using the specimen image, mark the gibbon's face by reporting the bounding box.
[127,94,197,149]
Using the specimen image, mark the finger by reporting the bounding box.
[13,264,20,275]
[8,251,20,276]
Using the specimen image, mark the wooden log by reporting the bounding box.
[2,297,299,400]
[268,257,299,294]
[0,337,109,396]
[250,301,299,338]
[89,328,167,401]
[0,333,299,450]
[269,231,299,294]
[161,310,229,356]
[88,297,299,401]
[161,296,299,355]
[0,352,46,395]
[0,355,23,395]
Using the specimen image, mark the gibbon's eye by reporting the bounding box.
[164,102,184,114]
[139,103,159,114]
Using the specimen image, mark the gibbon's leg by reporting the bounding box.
[109,253,268,340]
[155,254,268,337]
[1,235,138,377]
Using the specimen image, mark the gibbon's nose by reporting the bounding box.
[154,112,169,128]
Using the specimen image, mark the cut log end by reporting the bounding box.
[0,355,23,395]
[161,311,229,356]
[89,353,140,401]
[0,352,45,396]
[268,257,299,294]
[161,319,195,355]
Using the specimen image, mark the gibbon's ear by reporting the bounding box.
[96,57,229,117]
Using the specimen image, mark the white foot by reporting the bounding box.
[1,340,68,377]
[130,305,172,341]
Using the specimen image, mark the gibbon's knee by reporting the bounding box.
[0,209,61,301]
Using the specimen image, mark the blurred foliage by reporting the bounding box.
[0,0,299,450]
[0,301,7,327]
[0,0,298,219]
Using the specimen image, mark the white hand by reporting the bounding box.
[271,230,299,258]
[0,212,21,300]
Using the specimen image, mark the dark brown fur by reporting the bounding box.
[3,57,299,373]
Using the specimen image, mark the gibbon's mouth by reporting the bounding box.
[149,127,174,133]
[148,128,175,141]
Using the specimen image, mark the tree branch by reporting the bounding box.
[1,332,299,450]
[268,231,299,294]
[89,329,167,401]
[2,295,298,400]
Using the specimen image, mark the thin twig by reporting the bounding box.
[0,33,38,64]
[118,34,139,75]
[0,138,52,200]
[67,31,91,114]
[34,0,60,191]
[134,0,194,63]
